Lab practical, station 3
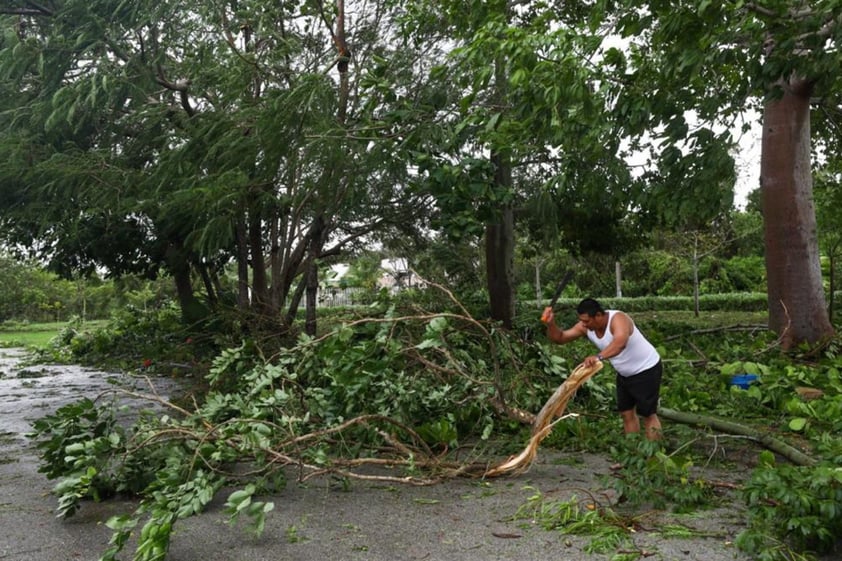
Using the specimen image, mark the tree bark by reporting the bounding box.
[235,215,250,310]
[334,0,350,124]
[197,261,217,306]
[615,261,622,298]
[485,50,515,330]
[829,252,836,323]
[304,215,324,336]
[248,205,271,317]
[692,233,700,317]
[760,78,834,349]
[485,197,515,329]
[165,241,202,324]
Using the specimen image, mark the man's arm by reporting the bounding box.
[542,307,587,344]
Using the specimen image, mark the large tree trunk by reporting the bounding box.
[165,241,204,324]
[485,50,515,330]
[486,148,514,329]
[760,78,834,349]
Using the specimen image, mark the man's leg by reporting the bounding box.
[620,409,640,434]
[642,413,662,441]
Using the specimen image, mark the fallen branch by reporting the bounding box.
[657,407,816,466]
[484,361,603,477]
[708,480,741,490]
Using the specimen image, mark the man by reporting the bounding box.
[542,297,663,440]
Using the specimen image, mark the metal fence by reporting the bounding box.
[317,286,368,307]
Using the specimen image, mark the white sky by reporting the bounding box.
[732,117,762,209]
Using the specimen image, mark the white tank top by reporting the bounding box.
[586,310,660,377]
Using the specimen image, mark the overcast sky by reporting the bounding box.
[733,114,762,209]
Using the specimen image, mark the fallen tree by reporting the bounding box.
[657,407,817,466]
[28,281,832,561]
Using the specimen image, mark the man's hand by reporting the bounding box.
[544,310,587,345]
[541,306,554,324]
[583,355,602,367]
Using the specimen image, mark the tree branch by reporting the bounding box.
[153,65,195,116]
[0,0,53,16]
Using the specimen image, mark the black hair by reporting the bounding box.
[576,298,604,317]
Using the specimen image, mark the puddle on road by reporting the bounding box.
[0,348,188,453]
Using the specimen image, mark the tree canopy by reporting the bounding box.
[1,0,840,345]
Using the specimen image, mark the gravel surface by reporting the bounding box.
[0,347,811,561]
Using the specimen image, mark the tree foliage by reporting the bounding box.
[1,1,841,337]
[0,0,435,329]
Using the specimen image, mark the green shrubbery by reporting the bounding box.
[738,454,842,560]
[38,303,220,374]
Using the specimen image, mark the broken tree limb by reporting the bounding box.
[657,407,817,466]
[484,361,603,477]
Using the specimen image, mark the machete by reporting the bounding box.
[540,269,574,324]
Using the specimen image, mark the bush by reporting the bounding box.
[738,452,842,560]
[47,302,209,373]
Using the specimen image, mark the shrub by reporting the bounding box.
[738,452,842,560]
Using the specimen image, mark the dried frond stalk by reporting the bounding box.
[484,361,603,477]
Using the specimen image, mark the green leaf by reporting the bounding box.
[788,417,808,432]
[484,112,501,132]
[105,514,138,531]
[757,450,776,467]
[414,338,441,350]
[225,485,255,509]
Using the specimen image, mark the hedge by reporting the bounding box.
[549,293,769,313]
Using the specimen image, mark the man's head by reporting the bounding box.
[576,298,606,330]
[576,298,604,317]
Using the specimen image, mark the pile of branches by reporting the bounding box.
[31,284,577,560]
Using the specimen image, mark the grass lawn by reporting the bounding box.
[0,320,108,348]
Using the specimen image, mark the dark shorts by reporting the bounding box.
[616,360,662,417]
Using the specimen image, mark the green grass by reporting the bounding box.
[0,320,107,348]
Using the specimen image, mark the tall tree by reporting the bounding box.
[760,78,830,345]
[403,1,637,325]
[605,0,840,348]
